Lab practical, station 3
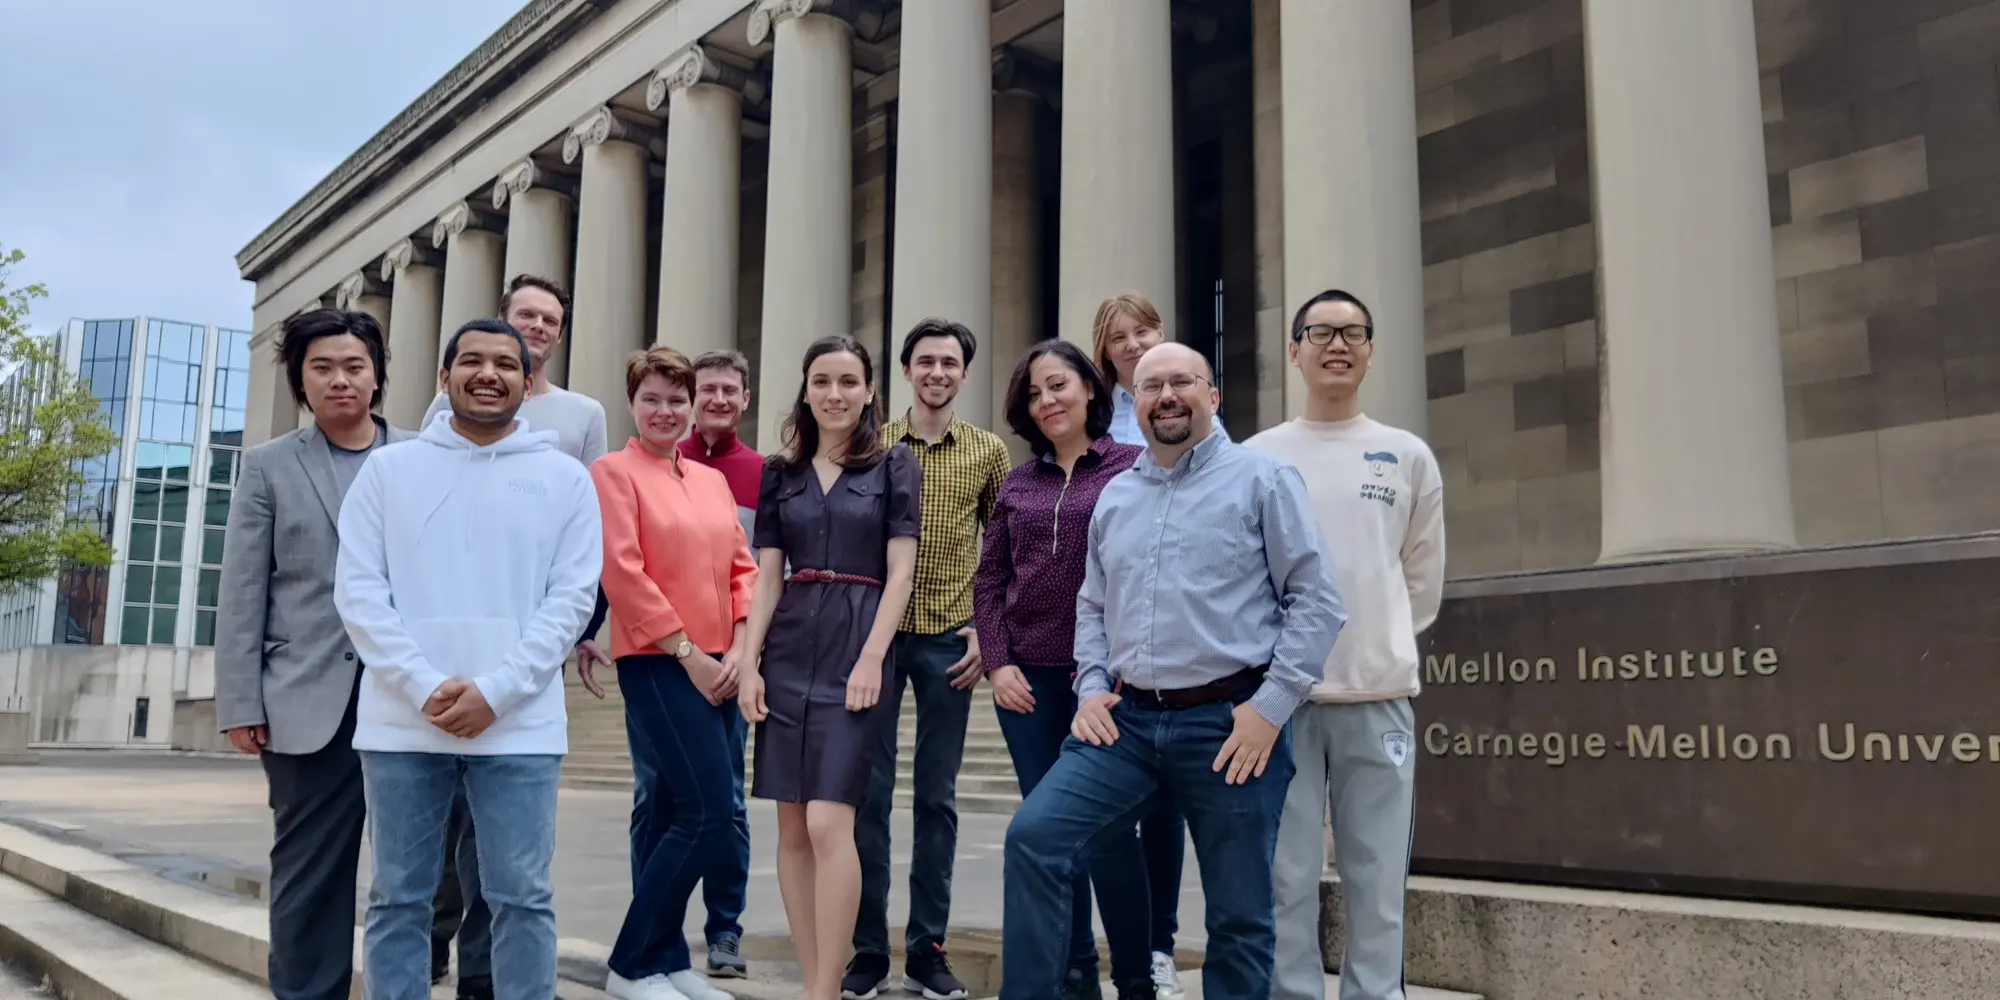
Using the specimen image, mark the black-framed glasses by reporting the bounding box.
[1301,323,1373,346]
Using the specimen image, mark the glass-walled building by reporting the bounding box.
[14,317,252,652]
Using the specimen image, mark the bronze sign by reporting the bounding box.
[1411,538,2000,917]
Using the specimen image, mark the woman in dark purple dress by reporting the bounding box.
[738,335,919,1000]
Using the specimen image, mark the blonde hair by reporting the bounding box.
[1090,292,1165,386]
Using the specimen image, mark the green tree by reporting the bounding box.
[0,245,117,591]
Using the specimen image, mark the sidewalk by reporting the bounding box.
[0,751,1211,955]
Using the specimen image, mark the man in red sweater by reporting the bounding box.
[679,350,764,543]
[670,348,762,979]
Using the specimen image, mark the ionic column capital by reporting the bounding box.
[647,44,768,111]
[562,106,662,165]
[431,201,502,249]
[380,238,436,281]
[492,158,577,210]
[334,270,389,310]
[748,0,889,46]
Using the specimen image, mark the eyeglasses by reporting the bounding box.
[1300,323,1373,347]
[1134,374,1211,397]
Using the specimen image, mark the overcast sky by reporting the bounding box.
[1,0,523,335]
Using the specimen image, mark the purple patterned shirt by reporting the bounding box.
[972,437,1144,670]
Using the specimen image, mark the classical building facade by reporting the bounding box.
[236,0,2000,579]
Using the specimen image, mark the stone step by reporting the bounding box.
[0,875,269,1000]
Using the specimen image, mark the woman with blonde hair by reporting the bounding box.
[593,347,758,1000]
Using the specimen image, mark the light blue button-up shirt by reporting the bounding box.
[1109,384,1226,447]
[1074,429,1346,727]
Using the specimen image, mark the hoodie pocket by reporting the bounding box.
[405,617,523,682]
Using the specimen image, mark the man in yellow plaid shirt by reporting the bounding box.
[842,318,1011,1000]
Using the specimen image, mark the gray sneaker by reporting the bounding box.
[707,934,747,979]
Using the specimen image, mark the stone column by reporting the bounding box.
[750,0,856,449]
[432,203,505,350]
[333,271,392,332]
[564,106,651,445]
[1058,0,1176,350]
[891,0,993,426]
[990,89,1044,448]
[1277,1,1427,434]
[1587,0,1794,559]
[649,45,755,361]
[493,159,576,387]
[380,239,444,429]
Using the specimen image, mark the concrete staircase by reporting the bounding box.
[559,668,1026,815]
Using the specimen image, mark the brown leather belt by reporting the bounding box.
[1118,667,1267,711]
[786,568,883,588]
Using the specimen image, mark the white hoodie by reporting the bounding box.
[335,411,602,756]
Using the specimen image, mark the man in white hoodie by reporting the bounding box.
[335,317,602,1000]
[1245,290,1445,1000]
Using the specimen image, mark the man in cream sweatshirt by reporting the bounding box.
[335,318,602,1000]
[1246,290,1446,1000]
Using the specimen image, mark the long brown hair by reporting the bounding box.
[1089,292,1165,387]
[778,335,886,471]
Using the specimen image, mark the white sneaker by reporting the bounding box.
[668,969,736,1000]
[606,971,690,1000]
[1150,952,1186,1000]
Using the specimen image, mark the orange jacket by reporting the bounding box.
[591,442,757,659]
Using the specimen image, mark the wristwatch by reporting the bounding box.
[673,637,694,658]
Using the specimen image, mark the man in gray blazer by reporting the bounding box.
[216,308,408,1000]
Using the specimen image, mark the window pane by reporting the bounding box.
[127,523,156,563]
[160,485,188,524]
[136,440,166,478]
[124,566,153,604]
[198,568,220,608]
[204,489,231,527]
[153,566,181,605]
[83,325,98,359]
[208,449,235,485]
[151,607,176,645]
[158,524,184,563]
[195,610,216,647]
[164,445,192,481]
[130,481,159,521]
[121,605,150,645]
[202,527,225,565]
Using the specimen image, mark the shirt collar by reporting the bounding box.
[1133,425,1231,479]
[684,430,742,459]
[1038,434,1120,470]
[893,410,961,446]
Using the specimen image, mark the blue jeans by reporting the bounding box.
[1142,804,1186,953]
[1001,697,1293,1000]
[359,751,561,1000]
[855,629,974,955]
[614,656,742,977]
[993,666,1152,985]
[628,677,749,944]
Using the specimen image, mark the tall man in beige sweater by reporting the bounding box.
[1245,290,1446,1000]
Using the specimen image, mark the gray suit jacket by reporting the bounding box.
[215,416,413,755]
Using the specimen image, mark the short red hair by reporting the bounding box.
[625,346,695,401]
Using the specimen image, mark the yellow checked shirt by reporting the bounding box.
[885,412,1012,635]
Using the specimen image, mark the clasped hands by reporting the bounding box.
[424,678,497,739]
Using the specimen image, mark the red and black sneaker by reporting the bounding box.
[903,940,968,1000]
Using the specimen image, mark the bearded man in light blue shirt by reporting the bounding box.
[1001,343,1347,1000]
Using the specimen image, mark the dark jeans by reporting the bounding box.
[611,656,741,978]
[263,681,367,1000]
[993,666,1151,984]
[855,629,974,956]
[1000,697,1294,1000]
[1142,805,1186,953]
[629,677,749,944]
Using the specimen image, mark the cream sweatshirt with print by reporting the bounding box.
[1246,415,1445,704]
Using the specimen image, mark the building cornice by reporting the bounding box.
[235,0,605,279]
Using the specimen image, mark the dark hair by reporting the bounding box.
[1290,288,1375,342]
[625,346,695,402]
[1004,339,1114,458]
[691,349,751,388]
[500,273,570,333]
[898,317,977,368]
[780,335,885,471]
[276,309,388,411]
[441,318,534,378]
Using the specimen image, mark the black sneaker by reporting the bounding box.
[1115,979,1157,1000]
[454,976,494,1000]
[1062,966,1102,1000]
[707,932,747,978]
[430,937,450,984]
[903,940,969,1000]
[841,952,892,1000]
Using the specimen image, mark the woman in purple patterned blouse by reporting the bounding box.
[971,340,1153,1000]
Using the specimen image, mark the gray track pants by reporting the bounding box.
[1272,698,1416,1000]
